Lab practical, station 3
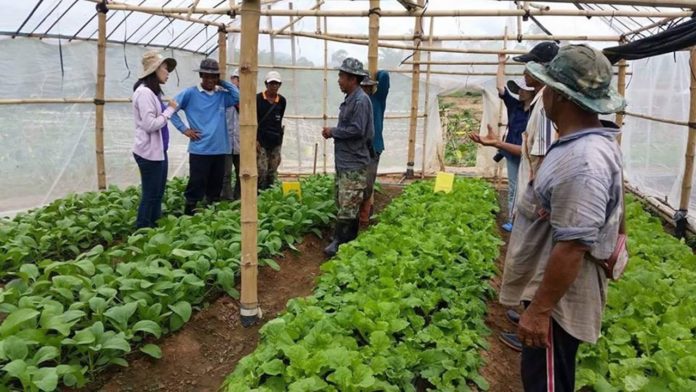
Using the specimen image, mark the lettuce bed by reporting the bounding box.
[577,196,696,391]
[223,178,502,392]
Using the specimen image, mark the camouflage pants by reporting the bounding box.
[257,144,282,189]
[334,168,368,220]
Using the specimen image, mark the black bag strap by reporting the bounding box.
[258,102,278,127]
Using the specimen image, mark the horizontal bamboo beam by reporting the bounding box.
[0,98,133,105]
[499,0,696,8]
[322,33,622,42]
[403,60,628,68]
[623,111,694,128]
[89,2,694,17]
[272,0,324,36]
[285,114,425,120]
[620,16,679,38]
[84,0,226,28]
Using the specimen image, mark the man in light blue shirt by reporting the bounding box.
[171,58,239,215]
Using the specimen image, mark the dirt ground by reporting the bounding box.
[83,186,403,392]
[479,187,524,392]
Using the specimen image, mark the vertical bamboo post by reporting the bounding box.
[267,4,275,65]
[239,0,261,327]
[615,58,628,144]
[495,28,508,187]
[368,0,380,79]
[322,16,328,174]
[95,5,107,190]
[405,0,424,178]
[676,48,696,233]
[218,28,227,78]
[290,2,301,173]
[420,16,434,178]
[229,0,237,65]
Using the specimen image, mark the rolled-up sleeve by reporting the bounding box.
[549,174,609,246]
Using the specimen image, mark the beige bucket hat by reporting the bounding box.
[139,50,177,79]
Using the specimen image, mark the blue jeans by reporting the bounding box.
[134,153,168,228]
[506,158,520,221]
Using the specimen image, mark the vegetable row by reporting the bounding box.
[0,176,335,391]
[223,179,501,391]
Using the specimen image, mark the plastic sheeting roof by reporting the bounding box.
[1,1,693,55]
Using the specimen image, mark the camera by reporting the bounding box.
[493,152,504,162]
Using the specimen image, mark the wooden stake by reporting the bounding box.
[678,48,696,212]
[95,8,107,190]
[218,29,227,78]
[313,142,318,174]
[368,0,380,79]
[405,0,424,178]
[420,16,433,179]
[239,0,261,327]
[615,58,627,144]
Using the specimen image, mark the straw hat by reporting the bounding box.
[139,51,177,79]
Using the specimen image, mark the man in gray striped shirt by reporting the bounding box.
[500,45,626,392]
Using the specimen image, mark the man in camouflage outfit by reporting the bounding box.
[322,57,374,257]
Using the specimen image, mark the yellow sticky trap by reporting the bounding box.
[433,172,454,194]
[282,181,302,200]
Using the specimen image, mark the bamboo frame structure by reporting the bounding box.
[678,48,696,212]
[405,0,424,178]
[95,8,107,191]
[622,111,692,127]
[239,0,261,327]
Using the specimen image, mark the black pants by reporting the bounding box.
[134,152,168,228]
[184,153,226,205]
[521,317,580,392]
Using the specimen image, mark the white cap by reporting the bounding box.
[231,68,239,78]
[265,71,282,83]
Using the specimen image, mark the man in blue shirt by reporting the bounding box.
[358,70,390,225]
[171,58,239,215]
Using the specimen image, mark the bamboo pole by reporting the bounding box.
[322,16,328,174]
[282,114,425,120]
[95,7,107,191]
[317,33,621,42]
[622,111,691,127]
[615,59,627,144]
[678,48,696,215]
[499,0,696,8]
[495,29,508,191]
[289,2,301,173]
[405,0,424,178]
[368,0,380,79]
[239,0,261,327]
[420,16,433,179]
[101,2,693,17]
[267,4,275,65]
[218,29,227,78]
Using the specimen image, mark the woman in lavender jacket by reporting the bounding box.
[132,51,177,228]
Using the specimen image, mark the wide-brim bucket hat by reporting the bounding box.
[525,44,626,114]
[139,51,177,79]
[336,57,368,77]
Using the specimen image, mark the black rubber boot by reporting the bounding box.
[344,219,360,242]
[324,220,350,257]
[184,202,197,216]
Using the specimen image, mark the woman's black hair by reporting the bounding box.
[133,72,163,96]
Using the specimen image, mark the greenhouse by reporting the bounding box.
[1,0,696,390]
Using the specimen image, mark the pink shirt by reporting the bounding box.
[132,85,175,161]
